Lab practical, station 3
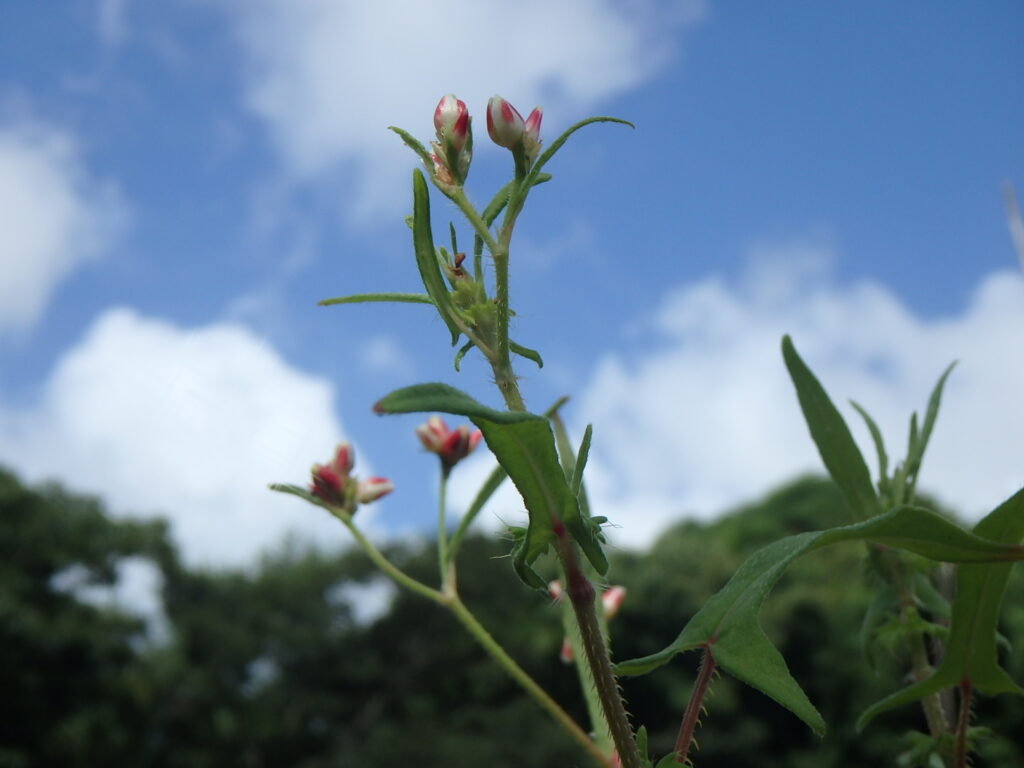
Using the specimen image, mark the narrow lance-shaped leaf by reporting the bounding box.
[522,117,634,191]
[509,339,543,368]
[857,486,1024,731]
[319,293,434,307]
[411,170,462,345]
[850,400,889,496]
[616,506,1024,736]
[388,126,433,169]
[904,361,956,497]
[782,335,882,519]
[374,383,607,585]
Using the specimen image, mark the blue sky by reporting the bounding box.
[1,0,1022,566]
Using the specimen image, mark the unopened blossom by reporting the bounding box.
[356,476,394,503]
[309,442,391,511]
[601,585,626,620]
[433,94,470,152]
[486,95,525,149]
[523,107,543,161]
[416,415,482,472]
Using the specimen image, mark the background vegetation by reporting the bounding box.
[2,467,1022,767]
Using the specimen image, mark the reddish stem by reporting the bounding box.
[954,677,973,768]
[674,646,716,764]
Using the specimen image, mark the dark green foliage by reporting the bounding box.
[2,469,1022,766]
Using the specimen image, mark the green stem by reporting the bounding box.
[325,507,444,605]
[446,592,612,768]
[875,547,952,764]
[449,188,499,256]
[437,468,451,586]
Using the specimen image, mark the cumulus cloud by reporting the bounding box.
[217,0,705,218]
[0,120,124,332]
[578,247,1024,548]
[0,308,363,566]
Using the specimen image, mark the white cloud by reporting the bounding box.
[217,0,705,219]
[358,333,414,376]
[575,247,1024,548]
[98,0,129,46]
[0,120,124,332]
[0,308,369,566]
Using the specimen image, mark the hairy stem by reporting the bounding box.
[446,592,612,768]
[675,647,716,764]
[557,523,642,768]
[954,678,973,768]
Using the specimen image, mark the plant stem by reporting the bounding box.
[875,547,953,765]
[556,523,642,768]
[437,468,450,584]
[446,591,612,768]
[674,647,716,764]
[325,507,444,605]
[954,678,972,768]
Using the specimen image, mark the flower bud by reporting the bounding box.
[486,95,525,149]
[415,415,482,472]
[523,107,543,161]
[310,463,346,506]
[601,586,626,620]
[434,94,470,153]
[356,476,394,504]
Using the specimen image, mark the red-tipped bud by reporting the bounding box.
[310,463,346,506]
[486,95,525,149]
[523,107,543,160]
[559,637,575,665]
[415,416,482,471]
[434,94,470,152]
[332,442,354,475]
[601,586,626,620]
[357,476,394,504]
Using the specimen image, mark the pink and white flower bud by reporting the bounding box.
[523,107,543,160]
[310,462,346,506]
[415,416,482,472]
[357,476,394,504]
[486,95,525,149]
[434,94,470,152]
[601,586,626,621]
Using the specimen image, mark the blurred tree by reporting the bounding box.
[2,468,1020,766]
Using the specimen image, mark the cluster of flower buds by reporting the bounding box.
[486,95,543,164]
[431,94,472,187]
[416,415,482,474]
[549,582,626,664]
[310,442,393,512]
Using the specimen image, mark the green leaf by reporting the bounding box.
[411,170,462,346]
[617,505,1024,736]
[850,400,889,493]
[782,335,883,520]
[388,126,433,169]
[318,292,434,307]
[905,361,956,495]
[453,339,474,372]
[523,117,634,191]
[509,339,543,368]
[857,486,1024,730]
[374,383,607,585]
[570,424,593,499]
